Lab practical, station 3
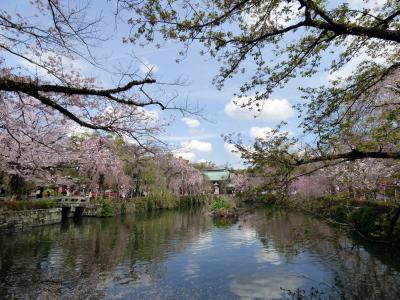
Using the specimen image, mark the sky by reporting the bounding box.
[5,0,378,168]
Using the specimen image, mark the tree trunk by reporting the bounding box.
[98,173,105,198]
[9,174,25,200]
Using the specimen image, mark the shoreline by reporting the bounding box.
[0,195,209,232]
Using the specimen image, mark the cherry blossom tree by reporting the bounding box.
[155,154,205,195]
[226,170,269,196]
[288,158,400,201]
[323,159,400,201]
[0,1,191,183]
[0,90,76,188]
[74,136,133,196]
[288,173,332,199]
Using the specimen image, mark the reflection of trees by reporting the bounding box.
[0,209,212,299]
[243,210,400,299]
[1,208,400,299]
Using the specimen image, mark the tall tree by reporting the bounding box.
[120,0,400,189]
[0,0,191,180]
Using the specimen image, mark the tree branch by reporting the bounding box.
[0,77,167,109]
[297,149,400,166]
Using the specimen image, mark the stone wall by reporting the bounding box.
[81,204,103,217]
[0,208,62,231]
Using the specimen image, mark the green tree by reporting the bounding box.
[119,0,400,190]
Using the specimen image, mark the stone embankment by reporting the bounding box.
[0,201,135,231]
[0,195,205,232]
[0,208,62,231]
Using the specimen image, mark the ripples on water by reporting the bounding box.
[0,208,400,299]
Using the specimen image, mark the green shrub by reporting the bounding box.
[0,200,57,211]
[100,202,114,217]
[292,194,397,239]
[351,207,380,234]
[179,196,195,207]
[134,197,148,212]
[146,198,153,211]
[211,197,231,210]
[132,195,206,212]
[43,188,56,197]
[120,203,127,215]
[259,193,284,206]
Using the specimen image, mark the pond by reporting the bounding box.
[0,208,400,299]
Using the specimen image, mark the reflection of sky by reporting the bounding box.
[228,225,258,247]
[160,222,334,299]
[254,239,282,266]
[255,249,281,266]
[189,231,214,253]
[183,260,200,279]
[40,246,65,276]
[230,276,303,299]
[4,209,398,299]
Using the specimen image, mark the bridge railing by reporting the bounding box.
[58,196,90,203]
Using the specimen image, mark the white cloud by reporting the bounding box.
[224,97,294,121]
[139,58,159,75]
[224,142,241,158]
[344,0,381,10]
[249,126,290,142]
[173,151,196,161]
[160,133,218,142]
[181,117,200,128]
[181,140,212,153]
[173,140,213,161]
[249,126,273,139]
[138,107,159,121]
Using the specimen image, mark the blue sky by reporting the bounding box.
[6,0,376,167]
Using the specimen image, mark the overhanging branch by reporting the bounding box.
[296,149,400,166]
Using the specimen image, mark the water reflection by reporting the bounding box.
[0,208,399,299]
[255,247,281,266]
[230,276,303,299]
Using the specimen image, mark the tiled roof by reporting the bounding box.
[202,170,230,181]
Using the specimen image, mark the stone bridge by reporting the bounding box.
[53,197,92,219]
[57,196,90,207]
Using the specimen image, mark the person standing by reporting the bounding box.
[36,187,43,199]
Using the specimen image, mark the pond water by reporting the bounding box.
[1,208,400,299]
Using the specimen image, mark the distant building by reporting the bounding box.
[202,169,234,194]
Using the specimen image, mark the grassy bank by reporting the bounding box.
[208,195,241,219]
[242,192,400,243]
[291,195,400,242]
[0,194,208,214]
[0,200,58,211]
[89,194,210,216]
[132,195,208,212]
